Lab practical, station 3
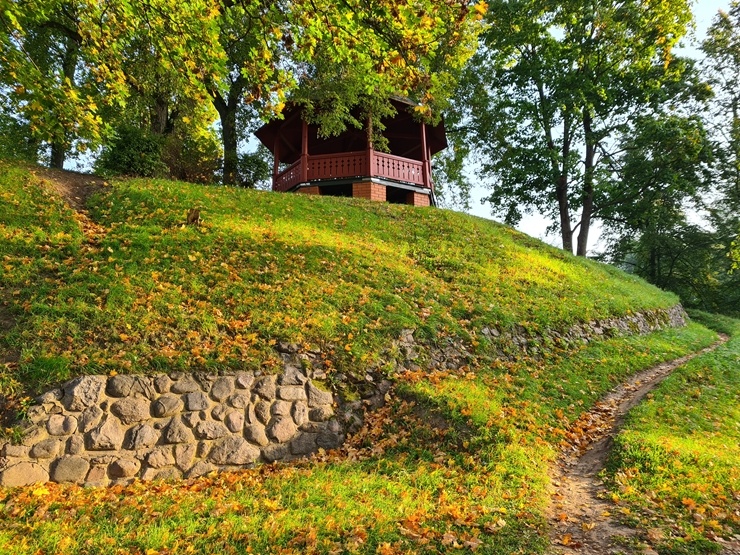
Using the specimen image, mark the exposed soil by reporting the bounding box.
[30,166,106,212]
[548,335,735,555]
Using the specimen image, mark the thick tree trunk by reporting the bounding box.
[208,76,245,186]
[50,37,78,169]
[577,110,596,257]
[221,107,238,186]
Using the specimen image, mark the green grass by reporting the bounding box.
[0,323,718,554]
[1,162,679,396]
[605,313,740,554]
[0,162,725,554]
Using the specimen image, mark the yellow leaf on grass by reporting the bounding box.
[32,486,50,496]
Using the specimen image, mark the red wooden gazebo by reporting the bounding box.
[254,98,446,207]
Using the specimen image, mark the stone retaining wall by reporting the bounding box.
[0,305,688,488]
[0,365,344,487]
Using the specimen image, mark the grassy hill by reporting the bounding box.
[2,161,683,394]
[0,161,730,554]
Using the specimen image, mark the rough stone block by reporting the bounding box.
[235,372,254,390]
[277,386,307,401]
[186,461,215,479]
[146,446,175,468]
[111,397,150,424]
[224,410,244,433]
[0,461,49,487]
[62,376,106,411]
[2,444,30,458]
[106,375,136,397]
[182,412,203,428]
[88,417,124,451]
[292,403,308,427]
[307,383,333,408]
[254,401,271,424]
[244,423,269,447]
[210,377,234,402]
[211,404,228,421]
[207,437,260,465]
[85,464,108,485]
[78,405,104,433]
[66,435,84,455]
[317,430,344,450]
[279,365,308,386]
[290,433,318,455]
[170,378,201,394]
[51,456,90,483]
[184,391,210,411]
[109,458,141,479]
[163,417,194,444]
[271,400,291,417]
[125,423,159,450]
[308,405,334,422]
[253,376,276,400]
[261,443,290,463]
[174,444,195,471]
[153,374,172,394]
[36,389,62,403]
[194,421,229,440]
[151,395,183,418]
[46,414,77,436]
[227,393,250,409]
[30,438,62,459]
[267,416,298,443]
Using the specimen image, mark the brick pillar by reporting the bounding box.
[353,182,386,202]
[407,191,430,207]
[298,186,320,195]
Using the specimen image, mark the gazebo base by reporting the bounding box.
[294,179,432,207]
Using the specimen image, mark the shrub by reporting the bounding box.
[95,125,168,178]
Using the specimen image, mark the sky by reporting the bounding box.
[463,0,733,253]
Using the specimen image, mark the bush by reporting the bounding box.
[95,125,168,178]
[161,132,222,185]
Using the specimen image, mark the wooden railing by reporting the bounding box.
[273,150,430,191]
[373,152,425,187]
[274,160,302,192]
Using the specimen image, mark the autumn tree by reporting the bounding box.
[2,0,485,183]
[0,0,97,167]
[447,0,693,255]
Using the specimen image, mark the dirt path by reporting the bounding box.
[30,166,106,212]
[548,336,732,554]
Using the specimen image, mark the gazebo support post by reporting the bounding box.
[301,119,309,184]
[273,134,281,178]
[420,121,429,189]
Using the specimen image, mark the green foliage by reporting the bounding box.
[447,0,695,255]
[236,145,272,189]
[94,126,167,178]
[605,315,740,554]
[161,130,222,185]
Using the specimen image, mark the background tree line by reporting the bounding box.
[1,0,737,315]
[438,0,739,316]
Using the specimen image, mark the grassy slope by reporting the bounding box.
[2,162,680,394]
[605,311,740,555]
[0,163,724,554]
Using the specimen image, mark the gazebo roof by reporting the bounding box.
[255,98,447,165]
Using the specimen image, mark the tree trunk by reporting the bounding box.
[556,175,573,253]
[50,37,79,169]
[577,109,596,257]
[221,107,238,186]
[208,76,245,186]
